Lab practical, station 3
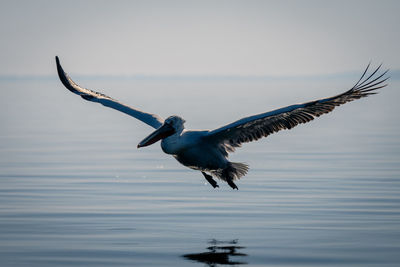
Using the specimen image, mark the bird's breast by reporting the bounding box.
[161,130,228,171]
[160,130,208,155]
[160,136,181,155]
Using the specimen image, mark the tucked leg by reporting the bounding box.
[221,168,239,190]
[227,179,238,190]
[201,172,219,188]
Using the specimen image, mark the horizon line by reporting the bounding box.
[1,69,398,82]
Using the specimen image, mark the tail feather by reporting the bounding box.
[229,162,249,180]
[212,162,249,181]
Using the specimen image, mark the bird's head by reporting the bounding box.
[137,115,185,148]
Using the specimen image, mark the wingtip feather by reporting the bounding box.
[55,56,62,70]
[55,56,63,74]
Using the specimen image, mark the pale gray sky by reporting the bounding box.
[0,0,399,76]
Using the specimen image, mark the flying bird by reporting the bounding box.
[55,56,388,189]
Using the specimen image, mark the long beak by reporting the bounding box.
[137,124,175,148]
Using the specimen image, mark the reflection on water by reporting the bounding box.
[1,78,399,266]
[183,239,247,266]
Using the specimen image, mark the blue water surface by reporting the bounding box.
[0,76,399,266]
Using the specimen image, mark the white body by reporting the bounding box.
[56,56,388,189]
[161,130,228,172]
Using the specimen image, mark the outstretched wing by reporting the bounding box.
[205,64,389,156]
[55,56,164,129]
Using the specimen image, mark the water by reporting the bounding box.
[0,75,399,266]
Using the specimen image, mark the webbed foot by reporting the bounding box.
[201,172,219,188]
[227,179,238,190]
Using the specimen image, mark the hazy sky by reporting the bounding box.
[1,0,399,76]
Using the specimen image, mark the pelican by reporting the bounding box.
[55,56,388,189]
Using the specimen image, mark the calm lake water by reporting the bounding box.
[1,75,399,266]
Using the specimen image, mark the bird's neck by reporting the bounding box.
[161,130,184,155]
